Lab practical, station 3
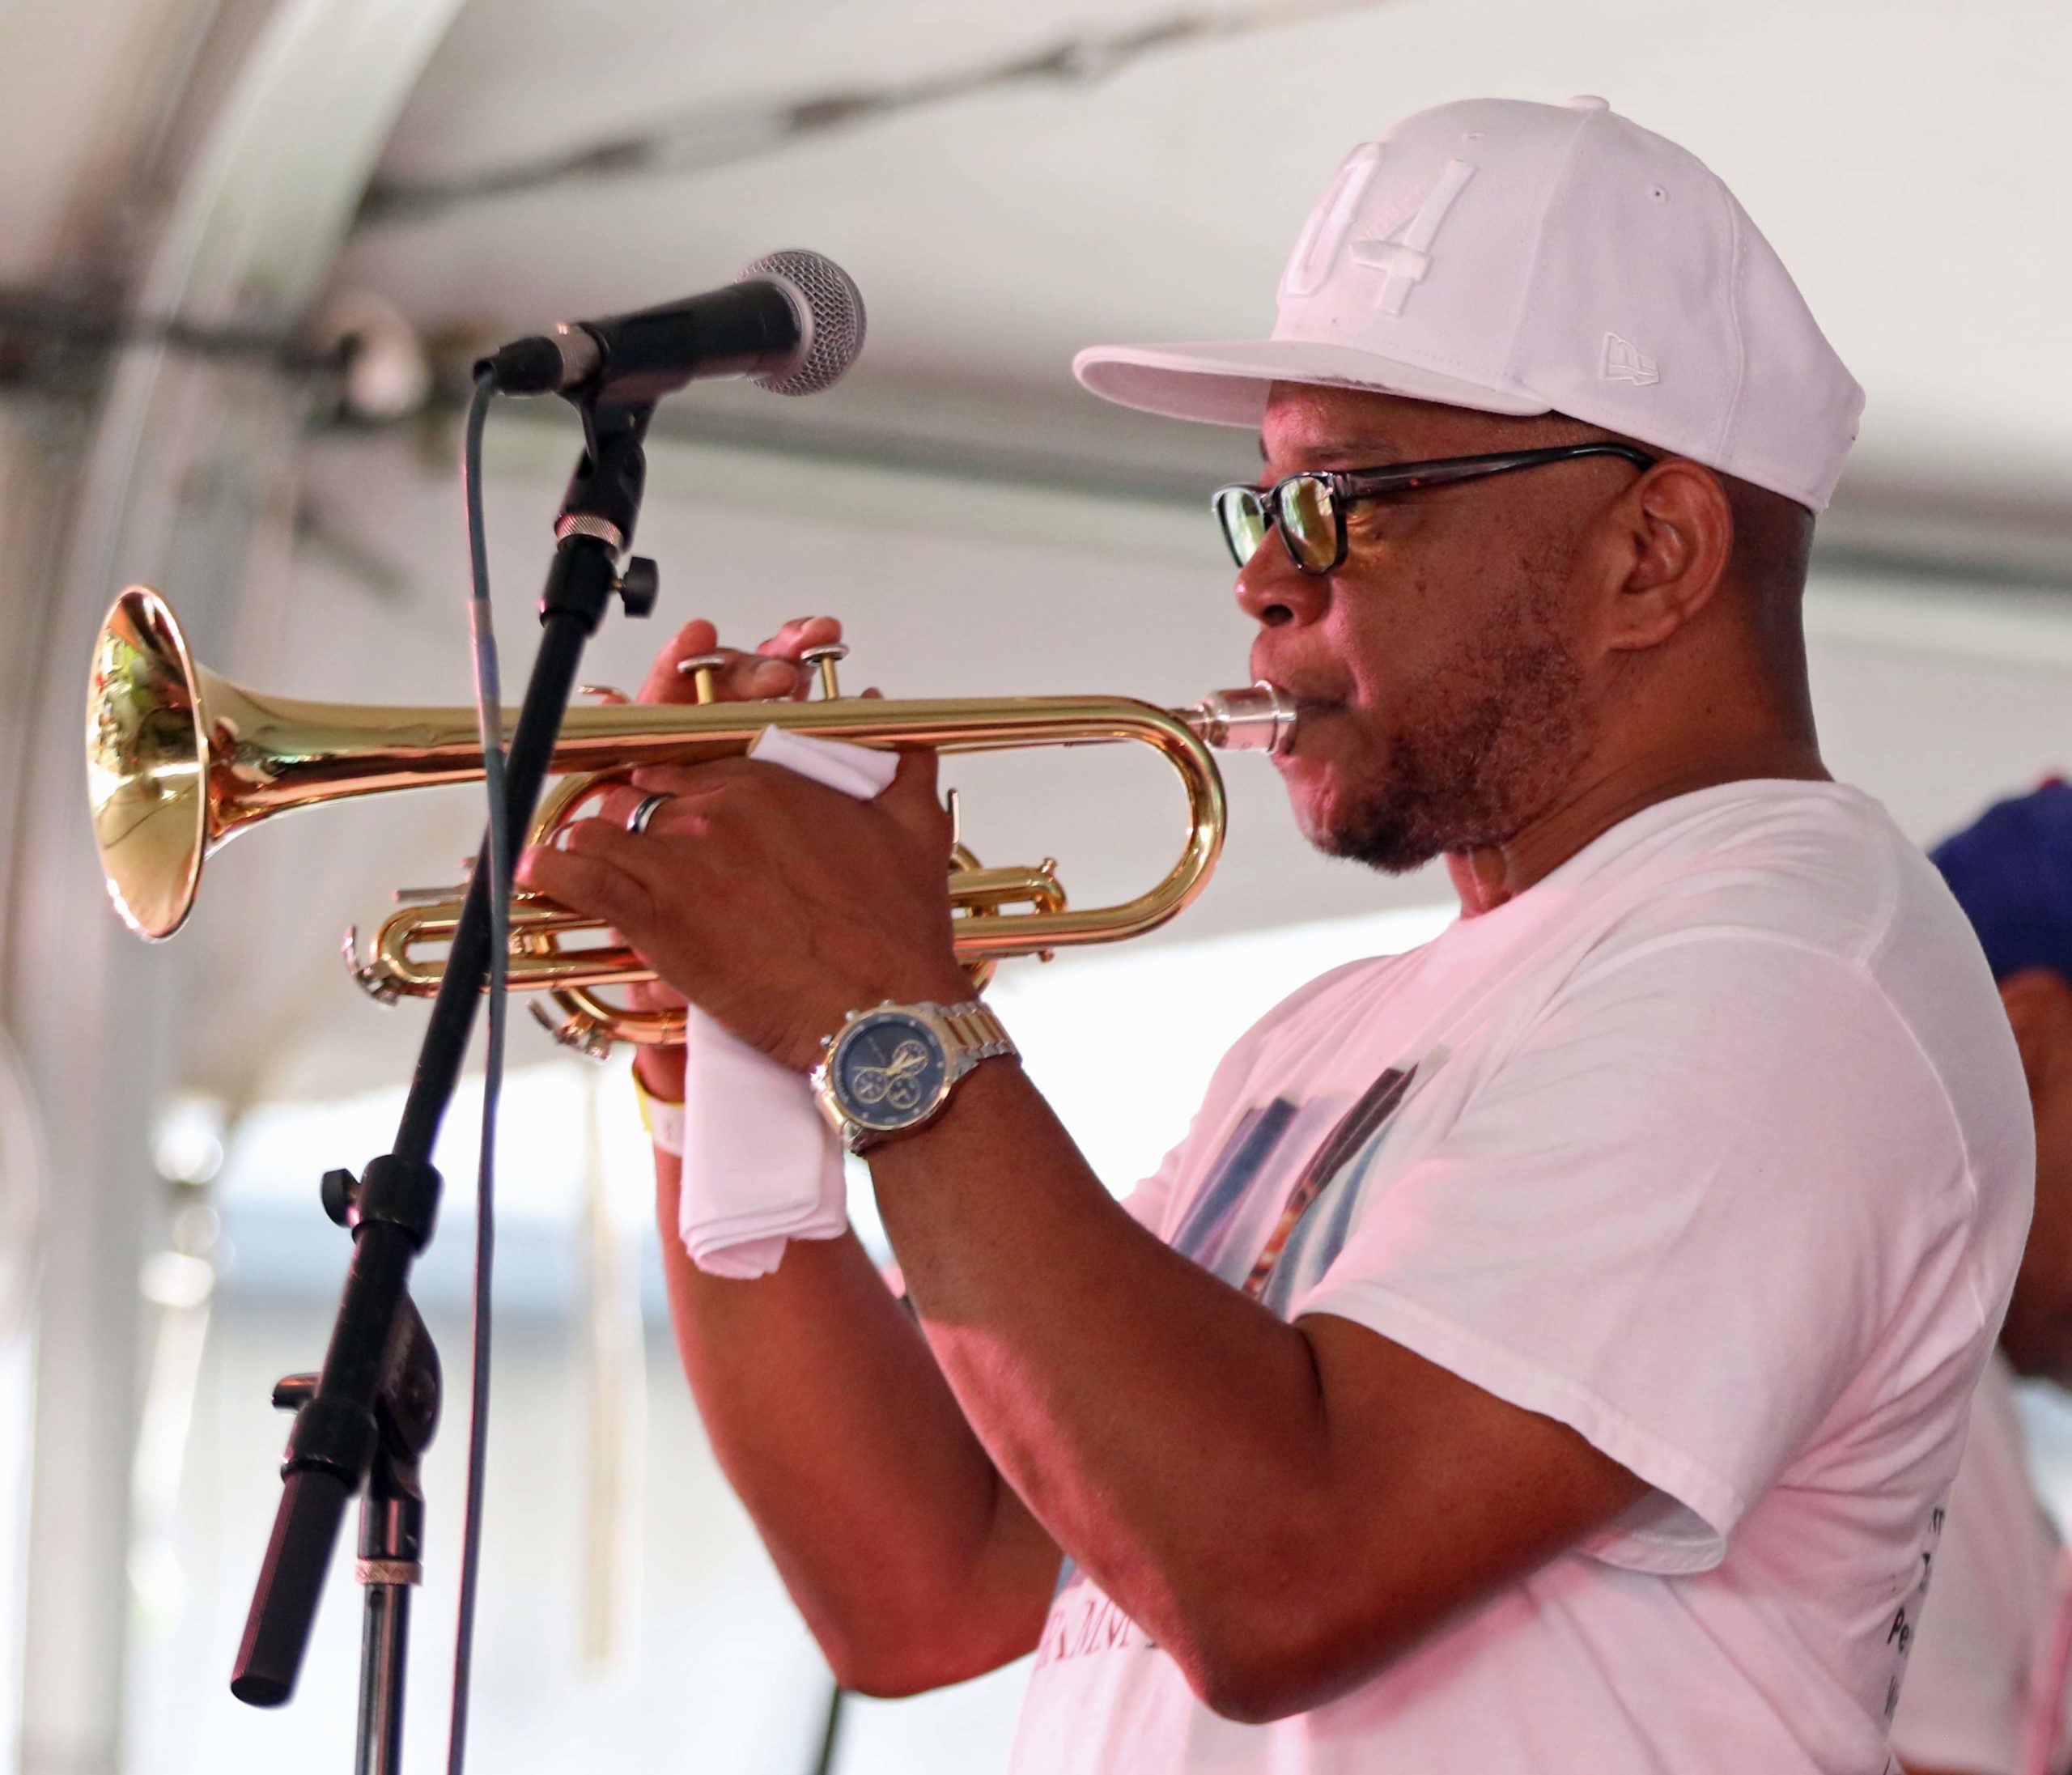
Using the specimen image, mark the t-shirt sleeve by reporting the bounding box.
[1296,930,1979,1573]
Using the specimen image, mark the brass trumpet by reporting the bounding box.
[87,586,1296,1054]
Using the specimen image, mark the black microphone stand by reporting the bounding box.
[230,395,660,1772]
[267,1286,439,1775]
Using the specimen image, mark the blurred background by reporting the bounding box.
[2,1,2069,1769]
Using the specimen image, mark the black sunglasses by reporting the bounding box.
[1212,442,1659,575]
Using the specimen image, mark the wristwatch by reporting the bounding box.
[811,999,1017,1153]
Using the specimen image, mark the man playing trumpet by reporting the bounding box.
[519,97,2031,1773]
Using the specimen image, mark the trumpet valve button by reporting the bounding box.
[677,652,730,704]
[799,642,848,700]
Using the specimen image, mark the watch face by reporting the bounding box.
[833,1010,951,1132]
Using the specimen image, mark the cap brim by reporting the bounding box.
[1072,338,1550,427]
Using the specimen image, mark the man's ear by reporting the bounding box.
[2000,967,2072,1098]
[1599,459,1735,653]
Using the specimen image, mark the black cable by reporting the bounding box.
[808,1683,848,1775]
[448,367,508,1775]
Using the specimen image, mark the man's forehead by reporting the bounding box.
[1256,428,1403,465]
[1257,384,1455,463]
[1258,382,1572,464]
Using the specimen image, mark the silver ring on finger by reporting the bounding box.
[626,792,673,836]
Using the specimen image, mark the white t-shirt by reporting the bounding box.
[1013,780,2033,1775]
[1890,1352,2072,1774]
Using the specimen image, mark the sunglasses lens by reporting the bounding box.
[1214,488,1269,567]
[1280,475,1339,571]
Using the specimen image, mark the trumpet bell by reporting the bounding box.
[87,587,210,941]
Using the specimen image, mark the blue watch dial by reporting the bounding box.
[834,1011,950,1131]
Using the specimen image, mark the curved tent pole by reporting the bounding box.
[5,3,464,1769]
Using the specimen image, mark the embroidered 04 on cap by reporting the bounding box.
[1074,96,1864,512]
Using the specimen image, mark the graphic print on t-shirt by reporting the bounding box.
[1166,1051,1439,1317]
[1038,1052,1440,1675]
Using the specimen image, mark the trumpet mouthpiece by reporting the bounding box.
[1182,682,1298,757]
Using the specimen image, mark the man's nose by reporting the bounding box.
[1233,533,1327,629]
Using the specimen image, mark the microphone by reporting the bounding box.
[478,249,865,403]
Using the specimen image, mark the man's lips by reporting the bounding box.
[1252,669,1342,706]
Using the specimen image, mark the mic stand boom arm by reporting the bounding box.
[229,400,659,1744]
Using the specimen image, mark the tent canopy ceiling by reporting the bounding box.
[334,0,2072,495]
[11,0,2072,1109]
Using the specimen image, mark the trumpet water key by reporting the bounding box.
[87,585,1297,1052]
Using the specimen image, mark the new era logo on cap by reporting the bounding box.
[1075,96,1866,512]
[1603,333,1658,386]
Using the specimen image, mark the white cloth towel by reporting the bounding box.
[676,725,899,1279]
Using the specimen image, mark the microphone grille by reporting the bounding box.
[738,249,866,397]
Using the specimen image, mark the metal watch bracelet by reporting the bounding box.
[814,998,1017,1153]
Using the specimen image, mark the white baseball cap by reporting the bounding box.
[1074,96,1863,511]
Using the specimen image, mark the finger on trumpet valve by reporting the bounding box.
[576,684,633,706]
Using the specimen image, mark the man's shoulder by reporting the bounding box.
[1577,779,2032,1295]
[1581,781,2019,1067]
[1585,779,1914,966]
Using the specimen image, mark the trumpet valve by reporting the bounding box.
[677,652,730,705]
[799,642,848,701]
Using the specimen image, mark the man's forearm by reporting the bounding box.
[865,1059,1341,1693]
[651,1142,1055,1692]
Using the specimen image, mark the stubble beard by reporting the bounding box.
[1308,583,1594,876]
